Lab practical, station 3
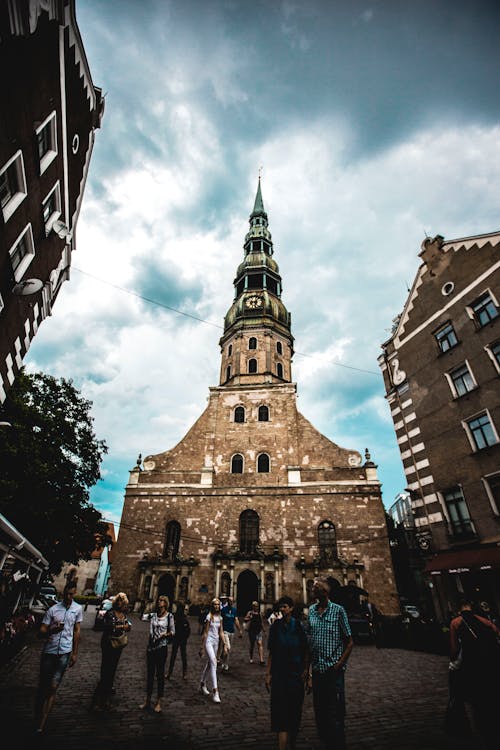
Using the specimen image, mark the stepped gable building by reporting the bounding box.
[379,232,500,622]
[112,181,398,616]
[0,0,103,402]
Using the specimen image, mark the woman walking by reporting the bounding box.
[199,597,225,703]
[92,592,131,711]
[140,595,175,713]
[167,604,191,680]
[244,600,266,664]
[265,596,308,750]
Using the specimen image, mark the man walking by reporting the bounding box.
[307,578,353,750]
[34,582,82,735]
[220,596,242,671]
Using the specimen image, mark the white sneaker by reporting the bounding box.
[200,683,210,696]
[212,691,221,703]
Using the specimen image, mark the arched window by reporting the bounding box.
[239,509,259,554]
[234,406,245,423]
[248,358,257,373]
[164,520,181,558]
[257,453,270,473]
[277,341,282,355]
[258,405,269,422]
[277,363,283,378]
[249,337,257,350]
[318,521,337,563]
[226,365,231,380]
[265,572,275,601]
[228,344,232,356]
[231,454,244,474]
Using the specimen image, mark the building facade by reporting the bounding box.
[379,232,500,622]
[0,0,103,402]
[112,182,398,616]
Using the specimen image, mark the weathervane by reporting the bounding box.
[258,165,263,180]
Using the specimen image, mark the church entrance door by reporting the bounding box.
[157,573,175,605]
[236,569,259,615]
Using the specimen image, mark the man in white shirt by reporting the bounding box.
[34,582,83,734]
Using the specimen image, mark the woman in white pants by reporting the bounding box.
[199,597,225,703]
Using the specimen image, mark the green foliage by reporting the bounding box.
[0,370,108,572]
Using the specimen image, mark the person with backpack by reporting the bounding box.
[449,597,500,742]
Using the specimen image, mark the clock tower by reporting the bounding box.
[219,179,293,387]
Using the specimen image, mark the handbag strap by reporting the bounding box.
[460,616,478,640]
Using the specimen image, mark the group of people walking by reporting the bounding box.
[33,578,354,749]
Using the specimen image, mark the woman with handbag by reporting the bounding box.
[140,595,175,713]
[92,592,131,711]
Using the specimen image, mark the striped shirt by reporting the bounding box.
[307,600,351,673]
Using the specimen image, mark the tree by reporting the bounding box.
[0,370,108,572]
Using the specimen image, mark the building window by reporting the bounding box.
[234,406,245,423]
[0,150,27,222]
[226,365,231,380]
[249,337,257,350]
[443,487,474,537]
[485,341,500,374]
[470,292,498,327]
[9,224,35,282]
[228,344,232,356]
[42,182,61,235]
[257,453,270,473]
[483,474,500,516]
[265,572,275,601]
[318,521,338,563]
[434,322,458,353]
[36,111,57,174]
[277,363,283,378]
[464,412,498,451]
[164,520,181,558]
[239,509,259,554]
[448,362,476,397]
[258,405,269,422]
[276,341,282,355]
[231,454,243,474]
[248,358,257,374]
[220,572,231,597]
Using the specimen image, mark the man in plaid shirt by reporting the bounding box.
[307,578,353,749]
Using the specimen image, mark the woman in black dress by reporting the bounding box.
[244,600,266,664]
[92,592,131,710]
[265,596,308,750]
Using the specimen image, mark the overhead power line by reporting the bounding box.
[72,267,379,376]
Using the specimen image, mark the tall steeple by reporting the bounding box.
[219,180,294,386]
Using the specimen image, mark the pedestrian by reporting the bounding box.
[34,582,82,735]
[92,592,131,711]
[244,600,266,665]
[220,595,243,672]
[140,595,175,712]
[167,603,190,680]
[307,578,353,750]
[267,602,282,626]
[199,597,225,703]
[265,596,308,750]
[448,597,500,743]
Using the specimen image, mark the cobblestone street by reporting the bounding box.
[0,611,470,749]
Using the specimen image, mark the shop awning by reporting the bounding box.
[424,546,500,573]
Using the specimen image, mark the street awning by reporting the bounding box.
[424,546,500,573]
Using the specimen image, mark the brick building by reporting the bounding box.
[112,182,398,616]
[0,0,103,402]
[379,232,500,622]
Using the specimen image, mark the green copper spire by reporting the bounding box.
[250,177,267,219]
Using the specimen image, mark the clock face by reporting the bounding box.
[245,294,263,309]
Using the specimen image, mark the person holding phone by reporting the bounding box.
[34,582,82,735]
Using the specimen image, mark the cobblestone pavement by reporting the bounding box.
[0,611,478,749]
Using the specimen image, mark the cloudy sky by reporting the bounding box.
[26,0,500,531]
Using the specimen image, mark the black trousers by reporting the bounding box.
[93,643,124,707]
[146,647,168,698]
[312,668,346,750]
[168,639,188,675]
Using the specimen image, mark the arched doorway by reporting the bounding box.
[236,569,259,615]
[157,573,175,605]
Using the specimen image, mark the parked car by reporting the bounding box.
[403,604,421,620]
[39,584,57,603]
[348,611,373,643]
[93,597,113,631]
[30,597,51,625]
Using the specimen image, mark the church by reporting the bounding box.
[111,182,399,616]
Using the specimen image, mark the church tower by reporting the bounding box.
[112,182,399,617]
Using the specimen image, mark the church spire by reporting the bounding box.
[251,176,267,219]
